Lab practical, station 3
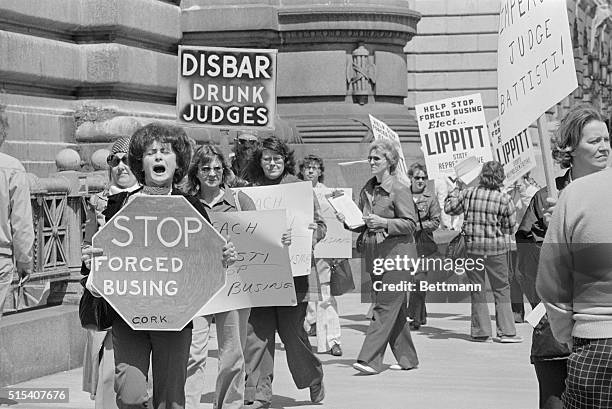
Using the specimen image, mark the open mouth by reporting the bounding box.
[153,164,166,174]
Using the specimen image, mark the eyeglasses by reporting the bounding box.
[107,155,128,167]
[262,155,284,164]
[413,176,427,181]
[198,166,223,174]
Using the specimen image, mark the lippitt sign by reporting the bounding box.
[90,196,227,331]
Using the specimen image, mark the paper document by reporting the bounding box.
[525,302,547,328]
[327,193,365,229]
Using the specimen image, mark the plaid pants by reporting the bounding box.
[563,337,612,409]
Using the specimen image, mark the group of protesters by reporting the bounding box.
[80,101,612,409]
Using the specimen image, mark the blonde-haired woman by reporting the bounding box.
[337,139,419,375]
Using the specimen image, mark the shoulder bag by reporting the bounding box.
[413,201,438,257]
[330,259,355,296]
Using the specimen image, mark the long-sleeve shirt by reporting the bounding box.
[444,185,516,255]
[0,152,33,268]
[537,168,612,344]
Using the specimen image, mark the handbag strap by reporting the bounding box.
[413,199,424,230]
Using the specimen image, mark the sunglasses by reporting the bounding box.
[413,176,427,180]
[236,138,257,146]
[107,155,129,167]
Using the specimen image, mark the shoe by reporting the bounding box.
[353,362,379,375]
[330,344,342,356]
[495,335,524,343]
[513,312,525,323]
[409,322,420,330]
[307,323,317,337]
[245,400,271,409]
[470,336,492,342]
[310,382,325,403]
[389,364,416,370]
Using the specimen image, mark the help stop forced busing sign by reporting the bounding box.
[178,45,277,130]
[91,196,227,331]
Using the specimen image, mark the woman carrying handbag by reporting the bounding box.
[406,163,440,330]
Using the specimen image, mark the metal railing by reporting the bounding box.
[4,171,106,313]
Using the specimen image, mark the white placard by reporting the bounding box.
[488,116,537,186]
[369,115,409,179]
[314,188,353,259]
[327,193,364,230]
[235,182,314,277]
[497,0,578,139]
[415,93,493,181]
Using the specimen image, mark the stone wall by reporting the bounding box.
[0,0,182,175]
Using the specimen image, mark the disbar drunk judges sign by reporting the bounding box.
[498,0,577,139]
[90,196,227,331]
[178,45,277,130]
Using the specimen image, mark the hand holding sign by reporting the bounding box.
[82,246,104,270]
[222,240,238,267]
[542,196,557,227]
[281,229,292,246]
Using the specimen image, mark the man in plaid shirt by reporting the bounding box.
[444,161,521,343]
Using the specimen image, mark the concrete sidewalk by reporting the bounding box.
[2,293,537,409]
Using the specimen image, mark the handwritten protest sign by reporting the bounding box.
[197,210,296,315]
[488,117,536,186]
[415,93,493,181]
[497,0,577,139]
[236,182,314,276]
[369,115,409,178]
[177,45,277,130]
[314,188,352,259]
[91,196,226,331]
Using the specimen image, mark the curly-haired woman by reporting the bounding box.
[517,104,610,409]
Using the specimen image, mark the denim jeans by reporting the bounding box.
[185,309,250,409]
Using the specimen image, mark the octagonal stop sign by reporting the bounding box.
[91,196,226,331]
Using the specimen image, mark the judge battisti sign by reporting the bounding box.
[497,0,577,139]
[178,46,277,130]
[90,196,226,331]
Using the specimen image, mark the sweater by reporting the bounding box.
[537,168,612,344]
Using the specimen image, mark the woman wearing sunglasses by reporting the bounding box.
[82,136,140,409]
[336,139,419,375]
[181,144,257,409]
[406,163,440,330]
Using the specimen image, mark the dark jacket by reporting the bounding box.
[413,185,441,231]
[516,170,571,363]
